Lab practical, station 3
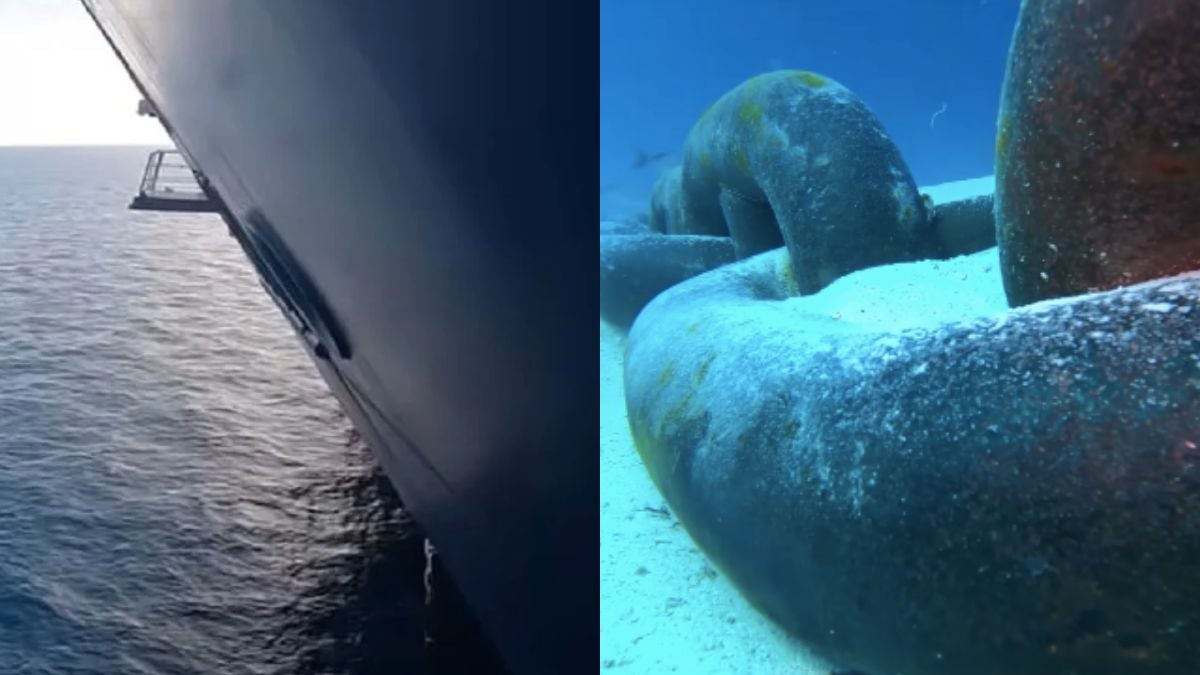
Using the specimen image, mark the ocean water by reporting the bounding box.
[0,146,496,675]
[599,3,1034,673]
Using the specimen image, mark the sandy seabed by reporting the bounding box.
[599,176,998,674]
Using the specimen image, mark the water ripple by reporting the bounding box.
[0,147,439,675]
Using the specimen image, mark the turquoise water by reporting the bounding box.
[600,2,1190,667]
[600,0,1020,222]
[599,3,1021,668]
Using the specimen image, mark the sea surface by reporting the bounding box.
[0,146,484,675]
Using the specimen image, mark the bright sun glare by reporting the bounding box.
[0,0,170,146]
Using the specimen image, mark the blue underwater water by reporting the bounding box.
[602,1,1200,672]
[600,2,1030,672]
[0,146,446,675]
[600,0,1021,220]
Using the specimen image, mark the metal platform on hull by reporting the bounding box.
[129,149,218,212]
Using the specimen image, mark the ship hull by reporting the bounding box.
[82,2,596,673]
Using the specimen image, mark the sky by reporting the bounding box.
[0,0,169,146]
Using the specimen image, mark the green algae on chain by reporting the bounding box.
[656,69,937,292]
[625,245,1200,675]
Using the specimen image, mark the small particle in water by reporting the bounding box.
[635,566,650,576]
[1018,555,1052,577]
[1040,271,1050,281]
[641,504,671,519]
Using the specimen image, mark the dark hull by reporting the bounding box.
[82,2,595,673]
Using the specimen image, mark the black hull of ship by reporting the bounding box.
[82,2,595,673]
